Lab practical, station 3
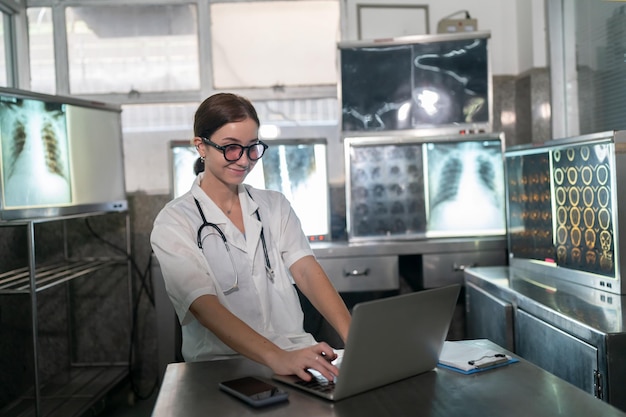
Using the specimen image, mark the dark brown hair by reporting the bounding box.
[194,93,259,139]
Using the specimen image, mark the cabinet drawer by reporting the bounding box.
[422,250,506,288]
[318,256,399,292]
[515,309,597,396]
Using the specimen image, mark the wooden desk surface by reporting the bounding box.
[151,340,626,417]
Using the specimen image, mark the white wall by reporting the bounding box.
[516,0,548,73]
[531,0,548,69]
[124,129,188,195]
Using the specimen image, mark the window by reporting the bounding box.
[65,4,200,94]
[549,1,626,137]
[0,0,19,88]
[0,13,7,86]
[27,7,55,94]
[210,0,340,89]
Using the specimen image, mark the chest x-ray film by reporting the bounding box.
[255,139,330,241]
[425,139,505,237]
[0,97,72,208]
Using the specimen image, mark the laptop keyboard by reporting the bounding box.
[295,350,343,394]
[296,376,336,394]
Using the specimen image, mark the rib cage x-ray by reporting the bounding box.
[0,98,71,207]
[260,143,329,238]
[426,141,505,235]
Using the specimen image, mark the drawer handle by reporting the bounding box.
[453,263,477,272]
[343,268,370,277]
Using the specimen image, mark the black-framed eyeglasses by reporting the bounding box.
[201,137,268,162]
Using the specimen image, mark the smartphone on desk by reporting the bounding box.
[219,376,289,408]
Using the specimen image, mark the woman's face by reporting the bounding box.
[198,117,260,186]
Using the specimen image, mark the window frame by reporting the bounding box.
[0,0,29,88]
[25,0,339,105]
[547,0,579,139]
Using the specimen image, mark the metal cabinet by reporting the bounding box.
[464,266,626,411]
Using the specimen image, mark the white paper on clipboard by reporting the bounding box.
[438,341,512,372]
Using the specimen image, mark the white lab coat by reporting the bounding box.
[151,173,317,361]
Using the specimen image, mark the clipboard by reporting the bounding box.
[437,341,519,375]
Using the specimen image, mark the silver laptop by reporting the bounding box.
[272,284,460,401]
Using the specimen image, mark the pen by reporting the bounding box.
[474,356,509,369]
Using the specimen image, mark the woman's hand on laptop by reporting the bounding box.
[268,342,339,382]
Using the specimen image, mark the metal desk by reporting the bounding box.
[151,339,626,417]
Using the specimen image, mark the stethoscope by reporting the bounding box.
[194,189,275,295]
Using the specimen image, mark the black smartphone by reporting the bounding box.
[219,376,289,408]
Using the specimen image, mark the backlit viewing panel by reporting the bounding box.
[340,32,491,133]
[0,88,127,221]
[506,141,616,278]
[345,134,505,241]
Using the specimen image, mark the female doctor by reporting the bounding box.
[151,93,351,382]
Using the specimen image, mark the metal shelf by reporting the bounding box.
[0,365,128,417]
[0,258,126,294]
[0,212,133,417]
